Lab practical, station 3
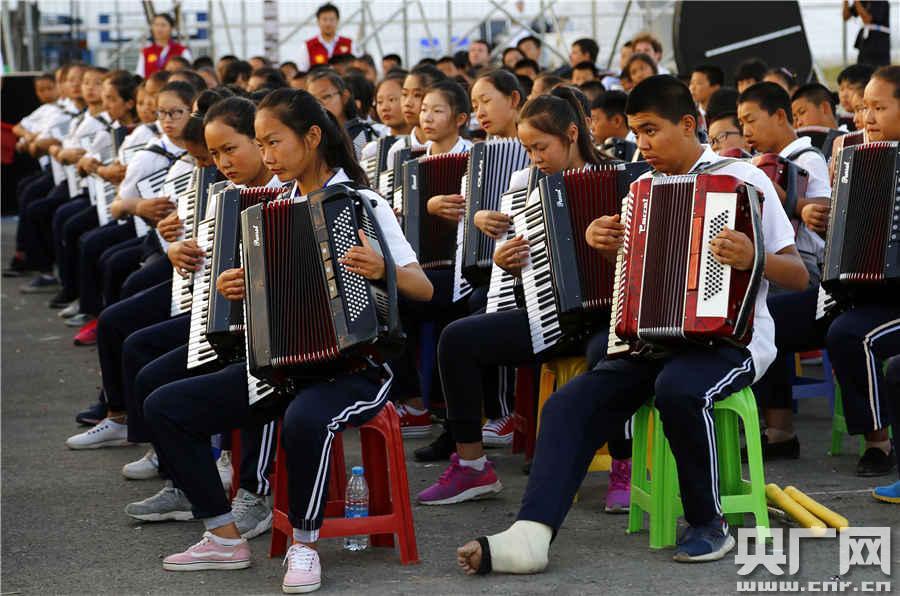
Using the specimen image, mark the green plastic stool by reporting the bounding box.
[627,387,770,549]
[830,378,891,457]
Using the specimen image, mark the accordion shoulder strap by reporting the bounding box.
[786,145,824,162]
[692,157,744,175]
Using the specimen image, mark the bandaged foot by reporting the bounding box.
[457,520,552,575]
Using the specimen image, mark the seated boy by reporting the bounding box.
[455,75,807,574]
[590,90,636,161]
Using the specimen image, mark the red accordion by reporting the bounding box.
[608,173,765,355]
[754,153,809,214]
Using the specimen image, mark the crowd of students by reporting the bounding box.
[6,3,899,593]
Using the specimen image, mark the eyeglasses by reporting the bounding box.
[710,130,741,147]
[156,108,188,121]
[314,91,341,104]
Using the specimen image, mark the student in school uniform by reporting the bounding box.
[121,97,287,541]
[735,82,833,460]
[389,79,474,435]
[16,65,89,292]
[689,64,723,128]
[418,87,633,511]
[707,110,751,157]
[454,76,808,573]
[830,65,900,482]
[385,65,447,170]
[790,83,844,160]
[358,72,412,163]
[590,90,637,161]
[137,88,431,594]
[836,63,874,129]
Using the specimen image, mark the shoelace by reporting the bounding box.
[436,461,462,485]
[87,419,118,435]
[484,415,512,432]
[284,545,316,571]
[231,492,261,517]
[189,535,213,551]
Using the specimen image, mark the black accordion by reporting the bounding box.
[400,152,469,269]
[381,146,426,208]
[170,166,220,317]
[459,138,531,286]
[186,185,287,370]
[818,141,900,317]
[517,164,644,354]
[242,184,403,391]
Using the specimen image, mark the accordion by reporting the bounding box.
[485,168,543,315]
[241,184,403,394]
[91,127,131,226]
[754,153,809,217]
[608,173,765,356]
[169,166,220,317]
[186,185,286,371]
[517,164,640,354]
[362,135,395,191]
[817,141,900,317]
[459,138,531,286]
[384,146,427,209]
[400,152,470,269]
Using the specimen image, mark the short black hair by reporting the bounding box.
[579,80,605,101]
[517,35,542,49]
[355,54,376,68]
[734,58,768,83]
[573,61,599,77]
[738,81,793,125]
[471,39,492,52]
[35,72,56,82]
[572,38,599,63]
[222,60,253,85]
[502,47,523,62]
[192,55,214,70]
[625,75,699,125]
[837,63,875,88]
[514,58,540,73]
[250,55,272,67]
[416,57,438,67]
[249,66,287,90]
[316,2,339,19]
[437,56,456,65]
[705,87,740,124]
[873,65,900,100]
[280,60,298,69]
[591,89,628,118]
[329,54,355,67]
[516,74,534,97]
[691,64,724,87]
[791,83,836,113]
[452,50,469,69]
[383,53,402,66]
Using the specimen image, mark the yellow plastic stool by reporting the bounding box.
[537,357,611,473]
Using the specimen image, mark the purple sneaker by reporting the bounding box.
[162,532,251,571]
[604,458,631,513]
[417,453,503,505]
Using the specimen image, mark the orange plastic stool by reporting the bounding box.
[268,402,419,564]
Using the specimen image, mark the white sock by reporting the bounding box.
[293,528,319,544]
[866,439,891,455]
[404,405,426,415]
[486,520,552,574]
[206,532,244,546]
[459,456,487,471]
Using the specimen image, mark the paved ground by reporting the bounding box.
[1,217,897,595]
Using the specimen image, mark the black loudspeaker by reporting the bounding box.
[673,1,814,85]
[2,74,43,214]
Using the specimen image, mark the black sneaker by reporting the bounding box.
[48,289,75,309]
[413,429,454,462]
[856,448,897,477]
[2,256,28,277]
[741,434,800,462]
[673,517,736,563]
[21,274,59,294]
[75,401,107,426]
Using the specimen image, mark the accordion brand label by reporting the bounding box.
[252,224,261,247]
[840,159,851,185]
[554,187,564,208]
[411,173,418,191]
[638,197,649,233]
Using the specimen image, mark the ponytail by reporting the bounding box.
[258,88,368,185]
[519,86,607,166]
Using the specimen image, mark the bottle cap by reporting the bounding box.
[351,466,364,475]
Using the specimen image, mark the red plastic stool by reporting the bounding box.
[512,367,537,458]
[269,402,419,564]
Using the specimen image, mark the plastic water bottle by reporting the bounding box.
[343,466,369,551]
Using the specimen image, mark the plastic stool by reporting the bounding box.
[512,367,537,456]
[627,387,769,549]
[792,351,835,410]
[269,402,419,564]
[229,429,241,501]
[537,357,611,472]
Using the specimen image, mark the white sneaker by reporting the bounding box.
[122,448,159,480]
[217,450,233,493]
[58,301,80,318]
[66,418,129,449]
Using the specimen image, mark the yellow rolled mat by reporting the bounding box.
[765,483,828,536]
[784,486,850,532]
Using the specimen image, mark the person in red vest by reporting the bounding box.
[137,13,193,78]
[297,3,357,73]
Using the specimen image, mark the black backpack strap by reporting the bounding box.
[786,145,824,162]
[140,144,184,163]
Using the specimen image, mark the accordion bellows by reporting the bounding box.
[823,141,900,288]
[242,184,402,387]
[608,173,765,355]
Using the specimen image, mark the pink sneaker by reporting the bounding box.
[162,532,251,571]
[282,544,321,593]
[417,453,502,505]
[605,458,631,513]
